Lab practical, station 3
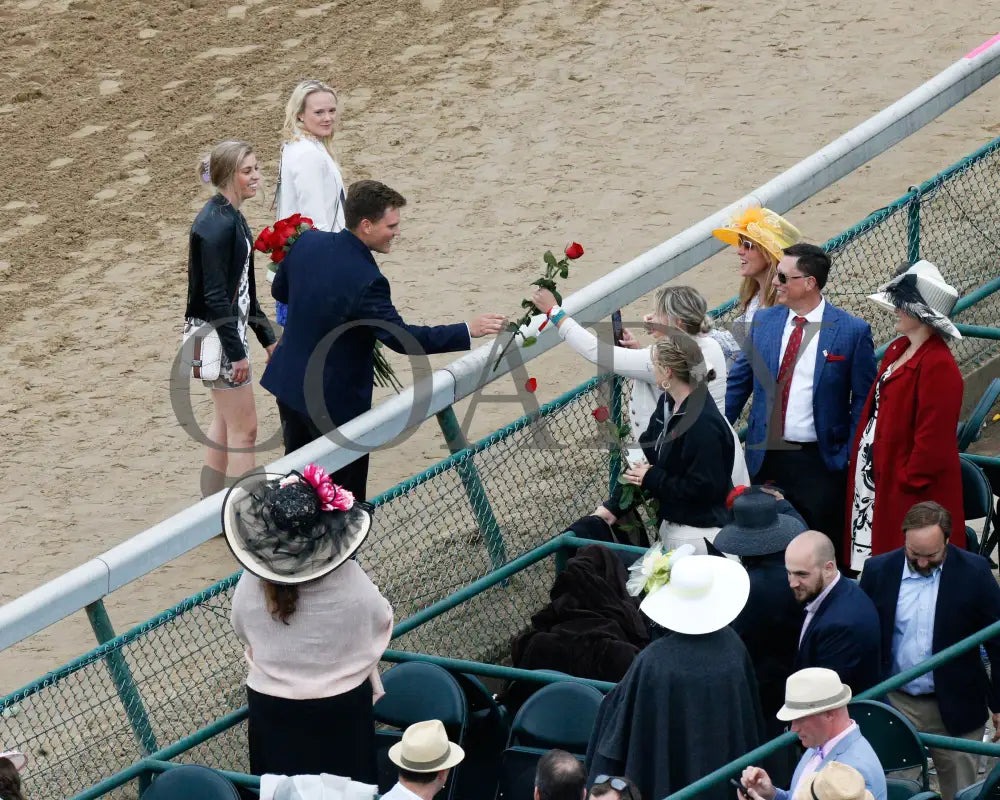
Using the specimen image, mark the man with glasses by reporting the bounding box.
[589,775,640,800]
[726,242,876,564]
[859,501,1000,800]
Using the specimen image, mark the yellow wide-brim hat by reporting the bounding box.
[713,206,802,264]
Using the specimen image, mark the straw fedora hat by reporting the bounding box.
[776,667,852,722]
[388,720,465,773]
[639,554,750,635]
[0,749,26,771]
[712,206,803,264]
[221,467,371,585]
[714,490,807,557]
[867,260,962,340]
[794,762,874,800]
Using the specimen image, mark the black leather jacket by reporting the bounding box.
[185,195,276,361]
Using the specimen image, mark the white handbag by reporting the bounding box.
[181,318,223,381]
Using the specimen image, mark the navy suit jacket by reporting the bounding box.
[725,302,876,476]
[260,229,470,426]
[859,545,1000,735]
[794,575,882,693]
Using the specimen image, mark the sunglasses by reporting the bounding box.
[737,236,757,251]
[776,271,809,285]
[593,776,634,800]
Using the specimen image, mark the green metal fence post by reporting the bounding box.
[85,600,158,756]
[608,375,625,495]
[435,406,508,571]
[906,186,921,264]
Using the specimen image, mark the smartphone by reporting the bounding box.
[729,778,749,799]
[611,309,624,346]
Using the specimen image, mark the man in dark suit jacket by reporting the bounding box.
[859,501,1000,800]
[786,531,881,693]
[726,243,876,562]
[261,180,505,499]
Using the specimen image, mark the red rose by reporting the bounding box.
[274,220,296,242]
[524,378,537,393]
[270,248,286,264]
[286,213,302,226]
[298,216,313,228]
[592,405,610,422]
[726,485,749,510]
[254,227,274,253]
[565,242,584,260]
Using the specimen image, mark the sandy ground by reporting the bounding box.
[1,0,999,693]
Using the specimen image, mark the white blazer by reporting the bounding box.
[277,137,346,232]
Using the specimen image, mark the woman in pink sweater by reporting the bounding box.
[224,465,393,782]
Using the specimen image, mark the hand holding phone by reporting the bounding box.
[730,778,749,799]
[611,309,624,346]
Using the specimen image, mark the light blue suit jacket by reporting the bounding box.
[725,302,876,477]
[775,727,887,800]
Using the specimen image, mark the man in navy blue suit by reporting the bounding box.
[261,180,505,499]
[726,243,876,563]
[859,501,1000,800]
[786,531,881,693]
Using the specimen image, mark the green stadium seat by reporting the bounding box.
[958,379,1000,453]
[961,455,996,559]
[887,777,927,800]
[849,700,929,789]
[954,758,1000,800]
[508,680,604,752]
[141,765,240,800]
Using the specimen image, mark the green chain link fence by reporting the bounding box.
[3,134,1000,800]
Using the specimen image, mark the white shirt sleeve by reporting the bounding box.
[279,141,345,232]
[557,316,657,383]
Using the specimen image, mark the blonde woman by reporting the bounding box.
[274,79,346,325]
[596,334,737,554]
[711,206,802,362]
[531,285,747,486]
[185,140,277,495]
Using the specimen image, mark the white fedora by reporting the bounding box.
[639,554,750,635]
[776,667,852,722]
[388,720,465,773]
[222,468,371,585]
[0,749,27,771]
[794,761,874,800]
[867,260,962,340]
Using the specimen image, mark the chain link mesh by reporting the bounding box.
[3,137,1000,800]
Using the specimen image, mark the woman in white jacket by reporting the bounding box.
[531,285,748,487]
[274,79,347,326]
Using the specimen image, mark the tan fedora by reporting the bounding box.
[388,720,465,773]
[776,667,852,722]
[794,761,874,800]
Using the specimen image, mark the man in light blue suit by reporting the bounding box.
[726,243,876,564]
[740,667,887,800]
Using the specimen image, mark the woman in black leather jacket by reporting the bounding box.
[185,140,277,495]
[599,332,735,554]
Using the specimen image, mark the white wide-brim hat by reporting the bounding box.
[388,720,465,773]
[0,750,26,771]
[776,667,852,721]
[867,259,962,340]
[222,470,371,585]
[639,554,750,634]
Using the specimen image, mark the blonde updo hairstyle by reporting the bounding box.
[282,79,338,159]
[656,286,712,335]
[651,332,716,388]
[199,139,255,193]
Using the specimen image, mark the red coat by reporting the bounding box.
[845,333,965,556]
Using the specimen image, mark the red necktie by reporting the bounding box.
[776,316,807,438]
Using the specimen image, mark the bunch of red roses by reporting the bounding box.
[254,213,314,267]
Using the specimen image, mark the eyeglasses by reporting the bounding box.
[593,776,634,800]
[776,271,809,284]
[737,236,757,251]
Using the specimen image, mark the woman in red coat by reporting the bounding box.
[846,261,965,571]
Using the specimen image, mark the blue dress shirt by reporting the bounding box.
[892,559,942,695]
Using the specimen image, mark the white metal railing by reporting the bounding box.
[2,37,1000,652]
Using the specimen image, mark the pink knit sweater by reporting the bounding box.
[231,561,393,701]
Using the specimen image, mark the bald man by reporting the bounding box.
[786,531,881,692]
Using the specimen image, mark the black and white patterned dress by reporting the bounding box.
[850,365,893,570]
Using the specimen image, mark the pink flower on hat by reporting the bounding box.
[302,464,354,512]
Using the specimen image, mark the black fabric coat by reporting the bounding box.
[511,545,648,683]
[185,194,276,361]
[604,392,735,529]
[585,627,765,800]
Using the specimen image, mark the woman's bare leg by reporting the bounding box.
[211,383,258,481]
[201,412,229,497]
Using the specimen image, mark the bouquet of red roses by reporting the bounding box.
[254,214,403,392]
